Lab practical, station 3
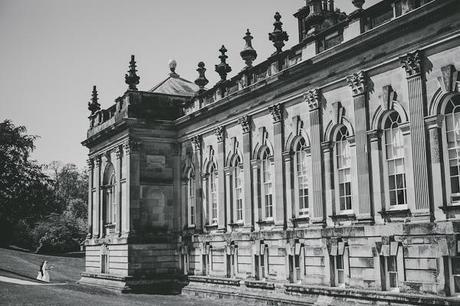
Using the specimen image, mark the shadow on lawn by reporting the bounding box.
[0,268,38,281]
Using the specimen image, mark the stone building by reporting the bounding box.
[80,0,460,303]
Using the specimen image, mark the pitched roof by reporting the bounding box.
[149,72,199,97]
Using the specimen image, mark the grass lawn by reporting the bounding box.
[0,248,240,306]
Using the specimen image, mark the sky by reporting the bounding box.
[0,0,379,169]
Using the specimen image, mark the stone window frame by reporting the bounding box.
[288,242,305,284]
[291,136,311,218]
[440,95,460,205]
[331,125,357,216]
[229,154,244,224]
[330,240,350,288]
[101,162,117,233]
[260,147,274,221]
[253,241,269,281]
[381,111,412,211]
[379,241,404,292]
[203,160,219,226]
[185,167,196,227]
[226,242,238,278]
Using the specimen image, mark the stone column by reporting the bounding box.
[400,50,431,214]
[122,139,139,238]
[426,115,445,221]
[368,130,384,224]
[224,167,232,231]
[94,156,101,238]
[305,89,325,224]
[215,127,226,231]
[192,135,203,231]
[322,142,334,226]
[115,147,122,236]
[346,71,372,221]
[122,142,131,237]
[268,104,286,227]
[87,158,94,239]
[283,152,293,227]
[239,115,253,230]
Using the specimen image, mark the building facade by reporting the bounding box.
[81,0,460,301]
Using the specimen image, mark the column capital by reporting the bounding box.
[367,129,383,141]
[191,135,202,151]
[400,50,423,78]
[214,126,225,143]
[346,71,368,96]
[115,146,122,159]
[87,158,94,169]
[304,88,322,111]
[268,103,283,123]
[238,115,251,134]
[425,114,444,130]
[124,138,139,155]
[95,155,102,167]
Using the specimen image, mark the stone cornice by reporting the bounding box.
[123,138,139,155]
[400,50,423,78]
[346,71,367,96]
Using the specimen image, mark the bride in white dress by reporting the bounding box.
[36,260,50,282]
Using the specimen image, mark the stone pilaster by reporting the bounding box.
[346,71,372,221]
[368,130,384,224]
[224,167,232,231]
[94,156,101,238]
[215,127,226,231]
[87,158,94,239]
[426,114,445,221]
[400,50,431,214]
[283,152,293,227]
[191,135,203,231]
[268,103,286,227]
[321,142,334,226]
[251,159,260,231]
[305,89,325,223]
[122,138,139,238]
[239,115,253,229]
[115,147,122,236]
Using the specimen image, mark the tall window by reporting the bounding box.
[102,164,116,232]
[187,170,196,226]
[445,97,460,196]
[262,149,274,219]
[233,157,244,223]
[209,163,218,224]
[384,113,407,207]
[336,127,352,211]
[295,138,309,216]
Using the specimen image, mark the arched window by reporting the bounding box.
[232,156,244,223]
[335,126,352,211]
[294,138,309,216]
[187,169,196,226]
[102,164,116,234]
[384,112,407,207]
[445,96,460,197]
[209,163,218,224]
[262,148,274,219]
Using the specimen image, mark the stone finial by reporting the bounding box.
[238,115,251,134]
[125,55,140,91]
[240,29,257,68]
[214,126,225,143]
[268,103,283,123]
[304,89,321,111]
[88,85,101,114]
[269,12,289,54]
[346,71,368,96]
[352,0,365,10]
[195,62,209,90]
[169,59,179,78]
[215,45,232,82]
[400,50,423,78]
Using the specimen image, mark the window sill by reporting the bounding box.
[256,219,275,225]
[378,208,411,220]
[204,223,218,230]
[329,212,356,221]
[229,221,244,227]
[440,203,460,213]
[292,215,310,224]
[186,224,196,230]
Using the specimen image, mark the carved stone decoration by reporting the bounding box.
[268,12,289,54]
[268,103,283,123]
[194,62,209,91]
[238,115,251,134]
[88,85,101,114]
[215,45,232,82]
[352,0,365,9]
[400,50,423,78]
[304,88,321,111]
[346,71,368,96]
[382,85,397,111]
[214,126,225,143]
[125,55,140,91]
[191,135,202,151]
[95,155,102,168]
[124,138,139,155]
[438,64,459,93]
[240,29,258,68]
[87,158,94,170]
[115,146,122,159]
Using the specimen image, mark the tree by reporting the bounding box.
[0,120,56,247]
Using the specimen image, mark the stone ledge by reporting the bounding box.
[284,284,460,305]
[244,280,275,290]
[188,275,241,286]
